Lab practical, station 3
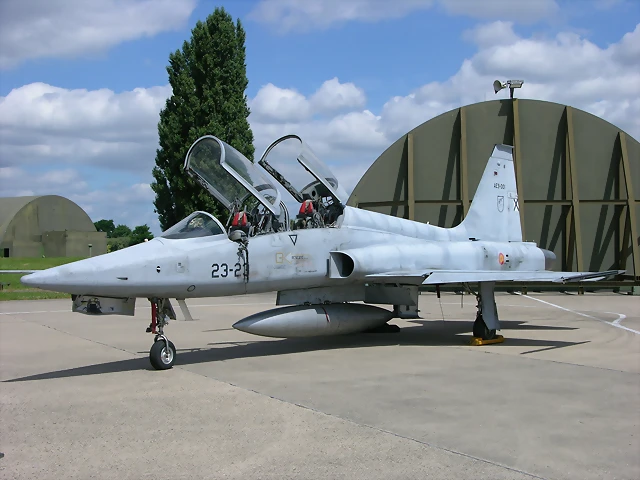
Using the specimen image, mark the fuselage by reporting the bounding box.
[22,206,550,298]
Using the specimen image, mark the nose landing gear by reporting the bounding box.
[147,298,177,370]
[150,335,176,370]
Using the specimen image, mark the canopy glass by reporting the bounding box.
[184,136,281,216]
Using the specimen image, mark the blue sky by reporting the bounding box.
[1,0,638,234]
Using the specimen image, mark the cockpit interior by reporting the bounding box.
[181,134,347,241]
[160,211,225,240]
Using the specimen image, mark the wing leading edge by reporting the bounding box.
[365,270,624,285]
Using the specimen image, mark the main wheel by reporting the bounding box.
[149,339,176,370]
[473,315,496,340]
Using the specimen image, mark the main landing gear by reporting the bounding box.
[473,302,496,340]
[470,282,505,345]
[146,298,177,370]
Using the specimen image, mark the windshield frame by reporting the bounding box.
[257,134,348,205]
[184,135,281,216]
[160,211,226,240]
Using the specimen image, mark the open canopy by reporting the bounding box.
[184,136,281,216]
[257,134,348,205]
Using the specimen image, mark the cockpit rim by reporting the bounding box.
[184,135,281,217]
[160,210,227,240]
[257,133,345,205]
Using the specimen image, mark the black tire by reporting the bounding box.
[149,340,176,370]
[473,316,496,340]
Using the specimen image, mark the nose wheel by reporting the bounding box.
[150,335,176,370]
[147,298,177,370]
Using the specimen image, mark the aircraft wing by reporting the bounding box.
[365,269,624,285]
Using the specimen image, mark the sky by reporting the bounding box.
[0,0,638,235]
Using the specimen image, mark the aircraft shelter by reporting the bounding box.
[0,195,107,258]
[347,99,640,288]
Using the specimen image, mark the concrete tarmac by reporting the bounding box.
[1,292,639,480]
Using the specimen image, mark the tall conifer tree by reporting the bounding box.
[151,8,254,230]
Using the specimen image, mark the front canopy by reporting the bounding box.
[184,136,281,216]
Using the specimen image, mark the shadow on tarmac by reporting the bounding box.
[4,319,583,383]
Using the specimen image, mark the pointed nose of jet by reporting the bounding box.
[21,269,58,288]
[20,260,100,291]
[19,239,171,295]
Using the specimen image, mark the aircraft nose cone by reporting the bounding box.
[19,239,171,295]
[21,270,57,288]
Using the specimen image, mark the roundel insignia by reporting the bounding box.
[498,253,505,265]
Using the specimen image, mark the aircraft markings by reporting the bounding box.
[212,262,243,278]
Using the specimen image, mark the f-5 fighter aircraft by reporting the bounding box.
[22,134,621,370]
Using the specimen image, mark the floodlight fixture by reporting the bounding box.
[493,79,524,99]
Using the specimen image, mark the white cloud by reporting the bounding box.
[0,167,89,198]
[463,20,520,47]
[3,22,638,232]
[378,22,640,140]
[0,0,196,68]
[249,0,559,32]
[69,182,157,229]
[249,77,367,123]
[0,166,159,232]
[250,21,640,194]
[0,82,171,172]
[310,78,367,113]
[249,84,311,123]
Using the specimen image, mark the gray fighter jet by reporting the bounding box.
[22,134,621,369]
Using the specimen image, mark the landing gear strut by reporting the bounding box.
[147,298,177,370]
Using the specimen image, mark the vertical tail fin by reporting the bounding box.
[455,145,522,242]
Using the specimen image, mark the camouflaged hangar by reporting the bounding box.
[0,195,107,258]
[347,99,640,285]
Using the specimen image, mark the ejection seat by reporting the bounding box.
[183,135,288,238]
[258,134,348,230]
[296,194,326,229]
[229,210,251,236]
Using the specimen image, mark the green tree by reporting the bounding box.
[107,238,129,252]
[94,219,115,238]
[112,224,132,238]
[151,7,254,231]
[130,225,154,245]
